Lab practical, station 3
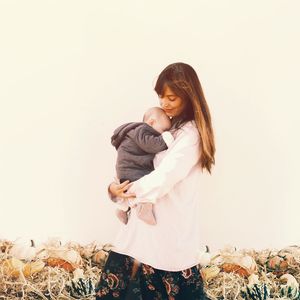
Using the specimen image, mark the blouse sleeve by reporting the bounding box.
[128,124,201,203]
[107,176,120,203]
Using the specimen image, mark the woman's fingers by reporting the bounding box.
[123,182,133,191]
[123,182,136,198]
[118,180,130,188]
[112,180,136,198]
[121,192,136,199]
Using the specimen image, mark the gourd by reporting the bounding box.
[92,250,108,264]
[66,268,95,299]
[80,243,97,259]
[266,255,289,275]
[92,243,113,264]
[47,248,82,272]
[240,274,270,300]
[200,265,220,281]
[198,245,211,267]
[102,243,114,252]
[2,258,25,278]
[280,274,300,299]
[2,258,45,278]
[23,260,45,277]
[220,255,257,277]
[9,239,37,261]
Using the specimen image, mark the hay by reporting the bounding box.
[1,239,300,299]
[0,239,105,299]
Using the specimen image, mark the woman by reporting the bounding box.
[96,62,215,299]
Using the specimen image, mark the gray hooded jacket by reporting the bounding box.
[111,122,168,182]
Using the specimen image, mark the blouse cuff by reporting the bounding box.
[107,178,121,203]
[161,131,174,147]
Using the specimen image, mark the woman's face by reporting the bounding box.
[158,85,187,118]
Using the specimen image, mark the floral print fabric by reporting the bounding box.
[95,251,208,300]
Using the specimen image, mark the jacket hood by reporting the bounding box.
[111,122,144,149]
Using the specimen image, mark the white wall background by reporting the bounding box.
[0,0,299,252]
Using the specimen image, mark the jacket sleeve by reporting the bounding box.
[128,126,201,203]
[128,126,173,154]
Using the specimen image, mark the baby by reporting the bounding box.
[111,107,174,225]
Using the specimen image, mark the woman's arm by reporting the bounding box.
[128,125,200,203]
[107,132,174,202]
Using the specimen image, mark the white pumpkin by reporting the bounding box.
[102,243,114,252]
[198,245,212,267]
[9,239,37,261]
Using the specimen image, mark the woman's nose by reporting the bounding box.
[160,99,169,108]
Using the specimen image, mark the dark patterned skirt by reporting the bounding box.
[95,251,209,300]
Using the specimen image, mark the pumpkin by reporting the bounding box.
[80,243,97,259]
[46,248,82,272]
[200,265,220,281]
[43,237,62,248]
[240,274,270,300]
[92,250,108,264]
[280,274,300,299]
[221,255,257,277]
[266,255,289,275]
[2,257,45,278]
[9,239,37,261]
[198,245,211,267]
[47,257,75,272]
[23,260,45,277]
[66,268,95,299]
[2,258,25,278]
[102,243,114,252]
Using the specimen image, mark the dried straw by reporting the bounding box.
[1,239,300,299]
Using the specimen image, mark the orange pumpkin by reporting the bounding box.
[221,263,251,277]
[220,255,257,277]
[266,255,289,275]
[46,257,75,272]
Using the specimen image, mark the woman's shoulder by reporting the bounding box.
[183,120,197,130]
[176,120,199,137]
[181,120,198,134]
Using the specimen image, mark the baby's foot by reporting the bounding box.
[116,209,128,224]
[137,203,157,225]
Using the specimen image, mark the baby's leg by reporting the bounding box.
[116,207,130,224]
[115,199,131,224]
[136,202,156,225]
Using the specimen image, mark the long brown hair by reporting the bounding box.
[154,62,216,174]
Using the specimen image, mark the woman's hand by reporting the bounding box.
[109,180,136,199]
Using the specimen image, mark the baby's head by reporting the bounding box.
[143,107,172,133]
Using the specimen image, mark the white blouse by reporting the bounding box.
[111,120,203,271]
